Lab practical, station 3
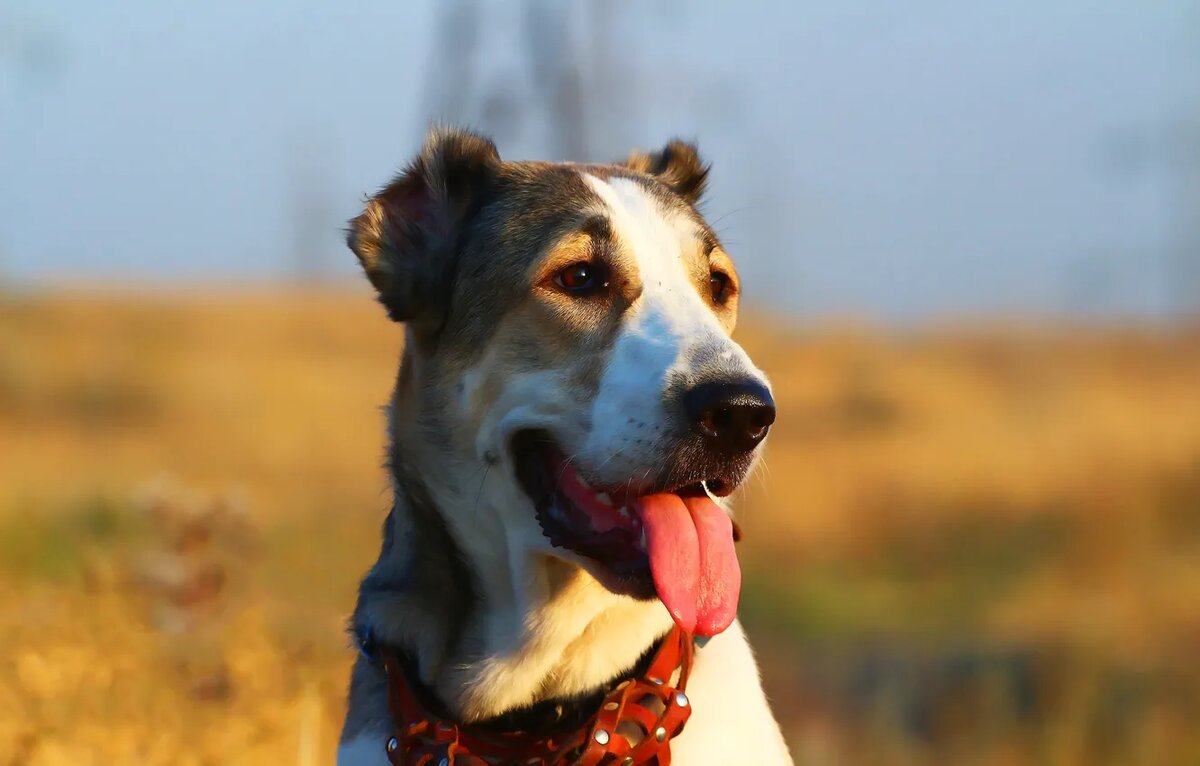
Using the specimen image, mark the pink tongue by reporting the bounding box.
[634,493,742,637]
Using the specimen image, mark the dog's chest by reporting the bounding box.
[338,622,793,766]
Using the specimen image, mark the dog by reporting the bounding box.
[337,128,793,765]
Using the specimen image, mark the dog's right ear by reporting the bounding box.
[347,128,501,324]
[624,139,709,205]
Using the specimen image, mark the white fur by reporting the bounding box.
[668,621,794,764]
[578,175,768,483]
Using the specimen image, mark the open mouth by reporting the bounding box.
[512,431,743,637]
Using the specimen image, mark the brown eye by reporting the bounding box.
[555,262,607,295]
[710,270,733,304]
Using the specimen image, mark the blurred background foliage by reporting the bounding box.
[3,1,1200,764]
[2,296,1199,764]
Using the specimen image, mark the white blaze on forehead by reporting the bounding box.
[582,174,729,341]
[578,173,765,473]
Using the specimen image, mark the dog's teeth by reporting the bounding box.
[616,506,630,520]
[595,492,613,507]
[638,528,647,550]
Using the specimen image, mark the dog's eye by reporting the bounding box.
[555,262,607,295]
[709,270,733,305]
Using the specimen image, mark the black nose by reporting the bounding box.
[683,380,776,455]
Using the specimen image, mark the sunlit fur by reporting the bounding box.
[340,132,792,765]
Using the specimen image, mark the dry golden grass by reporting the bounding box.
[2,289,1199,765]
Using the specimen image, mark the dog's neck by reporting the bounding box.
[353,419,674,723]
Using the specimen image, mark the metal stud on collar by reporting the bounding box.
[594,728,611,745]
[385,736,399,753]
[654,726,668,742]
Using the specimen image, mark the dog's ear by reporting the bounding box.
[347,127,501,324]
[624,139,710,205]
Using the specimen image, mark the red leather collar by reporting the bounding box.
[379,626,695,765]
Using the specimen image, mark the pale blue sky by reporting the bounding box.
[2,1,1198,319]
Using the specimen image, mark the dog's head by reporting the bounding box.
[349,128,774,637]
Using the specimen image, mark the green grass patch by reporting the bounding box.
[0,492,145,582]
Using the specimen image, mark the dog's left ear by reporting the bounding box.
[347,128,501,326]
[624,139,710,205]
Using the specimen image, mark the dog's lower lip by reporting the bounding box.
[511,431,655,598]
[510,430,741,603]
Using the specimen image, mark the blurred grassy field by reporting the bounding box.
[2,289,1199,765]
